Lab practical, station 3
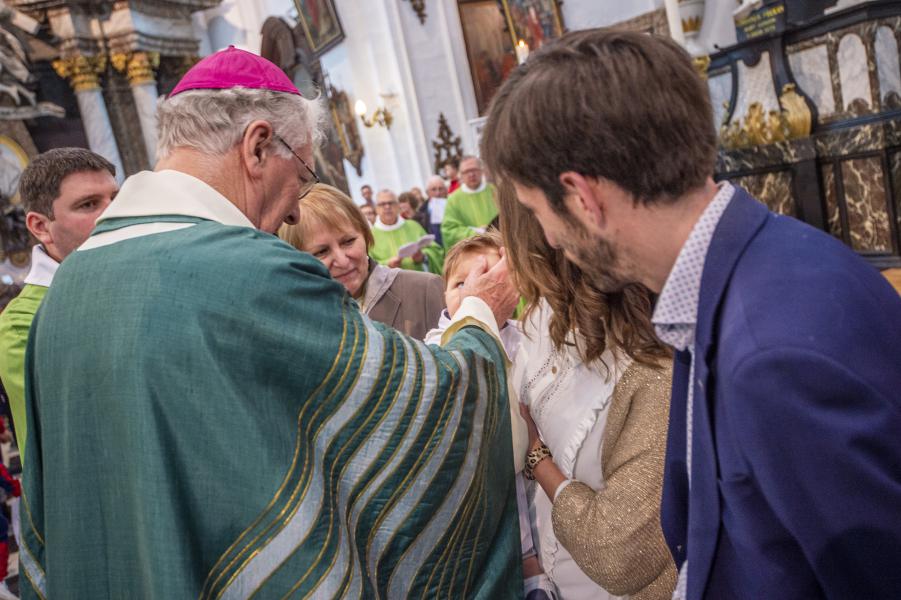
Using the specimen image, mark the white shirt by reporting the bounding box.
[512,300,630,600]
[427,197,447,224]
[23,244,59,287]
[651,181,735,600]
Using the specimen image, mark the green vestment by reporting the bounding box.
[370,219,444,275]
[0,283,47,462]
[20,174,520,599]
[441,184,498,251]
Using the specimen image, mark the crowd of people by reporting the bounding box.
[0,29,898,600]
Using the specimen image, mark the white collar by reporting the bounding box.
[373,216,406,232]
[461,180,487,194]
[96,169,254,229]
[23,244,59,287]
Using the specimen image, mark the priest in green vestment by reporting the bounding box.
[441,156,498,251]
[0,148,117,463]
[371,189,444,275]
[19,47,523,600]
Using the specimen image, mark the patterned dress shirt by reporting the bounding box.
[651,181,735,599]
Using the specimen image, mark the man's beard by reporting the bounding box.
[563,219,632,293]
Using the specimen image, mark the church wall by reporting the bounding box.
[189,0,676,197]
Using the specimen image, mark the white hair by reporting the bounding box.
[156,87,326,159]
[425,175,445,188]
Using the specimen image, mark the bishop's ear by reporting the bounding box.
[241,119,276,172]
[559,172,606,234]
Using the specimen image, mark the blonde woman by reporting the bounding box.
[280,183,445,340]
[499,184,677,600]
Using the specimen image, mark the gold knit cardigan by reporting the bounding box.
[550,359,678,599]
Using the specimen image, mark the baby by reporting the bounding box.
[425,231,557,599]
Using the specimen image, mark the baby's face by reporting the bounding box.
[445,249,501,317]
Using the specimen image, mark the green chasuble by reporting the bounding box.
[441,183,498,251]
[0,283,47,462]
[20,171,520,599]
[370,218,444,275]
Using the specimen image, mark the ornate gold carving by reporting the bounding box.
[682,16,702,33]
[432,113,463,173]
[720,83,812,149]
[693,55,711,80]
[111,51,161,86]
[327,83,364,176]
[52,54,107,92]
[404,0,426,24]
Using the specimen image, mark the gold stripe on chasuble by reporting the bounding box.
[217,316,366,600]
[199,311,352,599]
[280,332,414,596]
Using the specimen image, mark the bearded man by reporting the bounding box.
[483,29,901,600]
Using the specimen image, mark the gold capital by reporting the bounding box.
[52,54,107,92]
[111,51,160,86]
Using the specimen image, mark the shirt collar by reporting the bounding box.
[96,169,254,229]
[373,216,406,231]
[23,244,59,287]
[652,182,735,351]
[461,180,487,194]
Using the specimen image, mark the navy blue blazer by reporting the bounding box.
[661,187,901,599]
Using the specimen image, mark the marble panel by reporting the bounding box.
[875,27,901,106]
[731,170,795,216]
[841,157,891,252]
[815,122,886,159]
[708,71,733,128]
[729,51,780,128]
[717,138,815,174]
[788,45,836,119]
[821,163,842,239]
[838,34,872,111]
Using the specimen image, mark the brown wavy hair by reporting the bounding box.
[497,182,669,367]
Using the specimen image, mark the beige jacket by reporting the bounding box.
[551,359,678,600]
[362,261,445,340]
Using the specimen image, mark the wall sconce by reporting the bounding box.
[354,99,393,129]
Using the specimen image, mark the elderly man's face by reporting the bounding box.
[257,138,315,234]
[460,159,483,189]
[426,179,447,199]
[376,192,399,225]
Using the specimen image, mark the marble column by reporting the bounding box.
[114,52,161,166]
[52,55,126,182]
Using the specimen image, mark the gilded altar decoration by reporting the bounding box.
[112,52,161,86]
[405,0,427,24]
[432,113,463,173]
[327,83,364,176]
[52,54,107,92]
[720,83,812,149]
[693,55,711,80]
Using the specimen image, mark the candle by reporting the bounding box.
[515,40,530,65]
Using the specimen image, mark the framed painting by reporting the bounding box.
[293,0,345,56]
[500,0,565,50]
[459,0,517,115]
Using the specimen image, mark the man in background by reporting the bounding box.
[441,156,498,250]
[0,148,117,461]
[418,175,448,245]
[360,183,374,206]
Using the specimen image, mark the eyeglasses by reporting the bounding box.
[276,135,319,198]
[376,201,398,208]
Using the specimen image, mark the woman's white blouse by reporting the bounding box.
[512,301,631,600]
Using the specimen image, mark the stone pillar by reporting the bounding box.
[52,55,126,182]
[113,52,161,166]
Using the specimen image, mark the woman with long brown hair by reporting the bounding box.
[498,182,677,599]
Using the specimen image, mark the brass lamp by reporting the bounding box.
[355,99,393,129]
